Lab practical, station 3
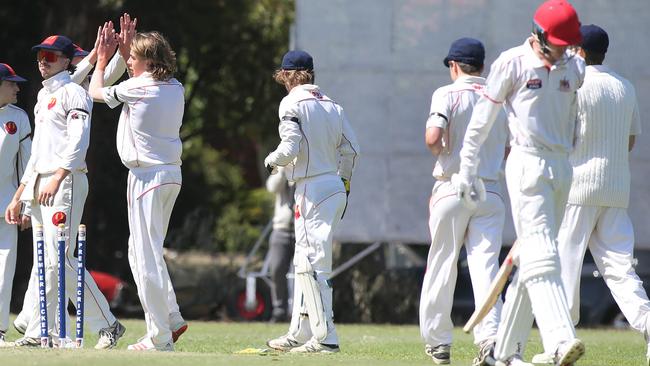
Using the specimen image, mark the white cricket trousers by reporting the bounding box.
[420,180,505,347]
[127,166,182,345]
[494,147,577,360]
[558,204,650,332]
[287,174,346,345]
[24,173,116,339]
[0,222,17,333]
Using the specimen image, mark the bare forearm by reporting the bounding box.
[89,67,106,101]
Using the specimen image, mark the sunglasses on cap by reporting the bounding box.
[36,50,62,63]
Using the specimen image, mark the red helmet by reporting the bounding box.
[533,0,582,46]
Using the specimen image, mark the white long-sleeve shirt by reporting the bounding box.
[568,65,642,208]
[460,38,585,175]
[102,72,184,169]
[0,104,31,209]
[71,52,126,90]
[266,84,360,182]
[426,75,507,181]
[22,71,92,185]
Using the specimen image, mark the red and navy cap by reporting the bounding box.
[0,63,27,82]
[73,44,89,58]
[32,35,76,59]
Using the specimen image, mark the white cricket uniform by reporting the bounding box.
[265,84,359,345]
[419,75,508,347]
[20,71,117,340]
[16,53,128,333]
[557,65,649,332]
[102,71,184,346]
[0,104,31,333]
[458,38,586,360]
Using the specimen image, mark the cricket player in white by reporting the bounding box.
[455,1,586,365]
[419,38,508,366]
[0,64,31,347]
[546,24,650,365]
[90,29,186,351]
[265,50,359,353]
[5,35,124,348]
[12,19,131,340]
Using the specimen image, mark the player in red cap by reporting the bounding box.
[455,1,586,365]
[0,63,30,347]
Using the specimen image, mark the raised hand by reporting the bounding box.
[96,21,118,70]
[118,13,138,61]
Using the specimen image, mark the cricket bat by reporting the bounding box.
[462,242,518,333]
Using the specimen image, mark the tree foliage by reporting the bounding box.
[1,0,293,277]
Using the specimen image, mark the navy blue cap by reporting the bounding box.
[443,37,485,68]
[73,44,89,58]
[580,24,608,54]
[0,63,27,82]
[32,35,76,59]
[281,50,314,71]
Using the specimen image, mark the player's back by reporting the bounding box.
[279,84,344,180]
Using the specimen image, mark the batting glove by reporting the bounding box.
[451,171,485,210]
[341,178,351,197]
[263,155,278,175]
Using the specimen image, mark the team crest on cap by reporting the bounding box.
[48,97,57,110]
[559,78,571,92]
[526,79,542,89]
[4,121,17,135]
[52,212,67,225]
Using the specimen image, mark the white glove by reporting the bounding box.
[451,171,485,210]
[263,154,278,175]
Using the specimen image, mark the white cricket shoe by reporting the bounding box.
[531,352,554,364]
[425,344,451,364]
[95,320,126,349]
[472,339,496,366]
[554,339,585,366]
[289,338,340,353]
[267,334,304,351]
[11,336,41,347]
[127,337,174,351]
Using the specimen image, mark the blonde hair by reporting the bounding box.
[273,69,314,91]
[131,31,177,81]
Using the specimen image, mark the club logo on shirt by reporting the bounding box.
[294,205,301,219]
[310,90,323,99]
[4,121,17,135]
[559,77,571,92]
[70,112,87,121]
[48,97,57,110]
[526,79,542,89]
[52,211,67,226]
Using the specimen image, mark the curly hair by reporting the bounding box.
[273,69,314,91]
[131,31,177,81]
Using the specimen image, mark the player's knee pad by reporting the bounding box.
[518,231,560,283]
[294,254,328,341]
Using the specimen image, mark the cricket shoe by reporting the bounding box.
[267,334,304,351]
[553,339,585,366]
[473,339,496,366]
[11,336,41,347]
[425,344,451,364]
[289,338,340,353]
[530,352,554,364]
[127,337,174,351]
[0,331,8,348]
[95,320,126,349]
[170,318,188,343]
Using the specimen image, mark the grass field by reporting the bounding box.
[0,318,646,366]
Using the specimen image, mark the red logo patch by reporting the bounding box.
[48,97,57,110]
[294,205,301,219]
[52,212,67,226]
[526,79,542,89]
[310,90,323,99]
[4,121,17,135]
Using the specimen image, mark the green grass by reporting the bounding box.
[0,318,646,365]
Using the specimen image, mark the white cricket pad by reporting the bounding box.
[294,254,327,341]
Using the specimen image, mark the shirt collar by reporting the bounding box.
[455,75,485,85]
[523,37,547,68]
[289,83,319,94]
[586,64,609,74]
[42,71,72,93]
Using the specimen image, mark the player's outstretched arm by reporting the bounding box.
[89,22,118,101]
